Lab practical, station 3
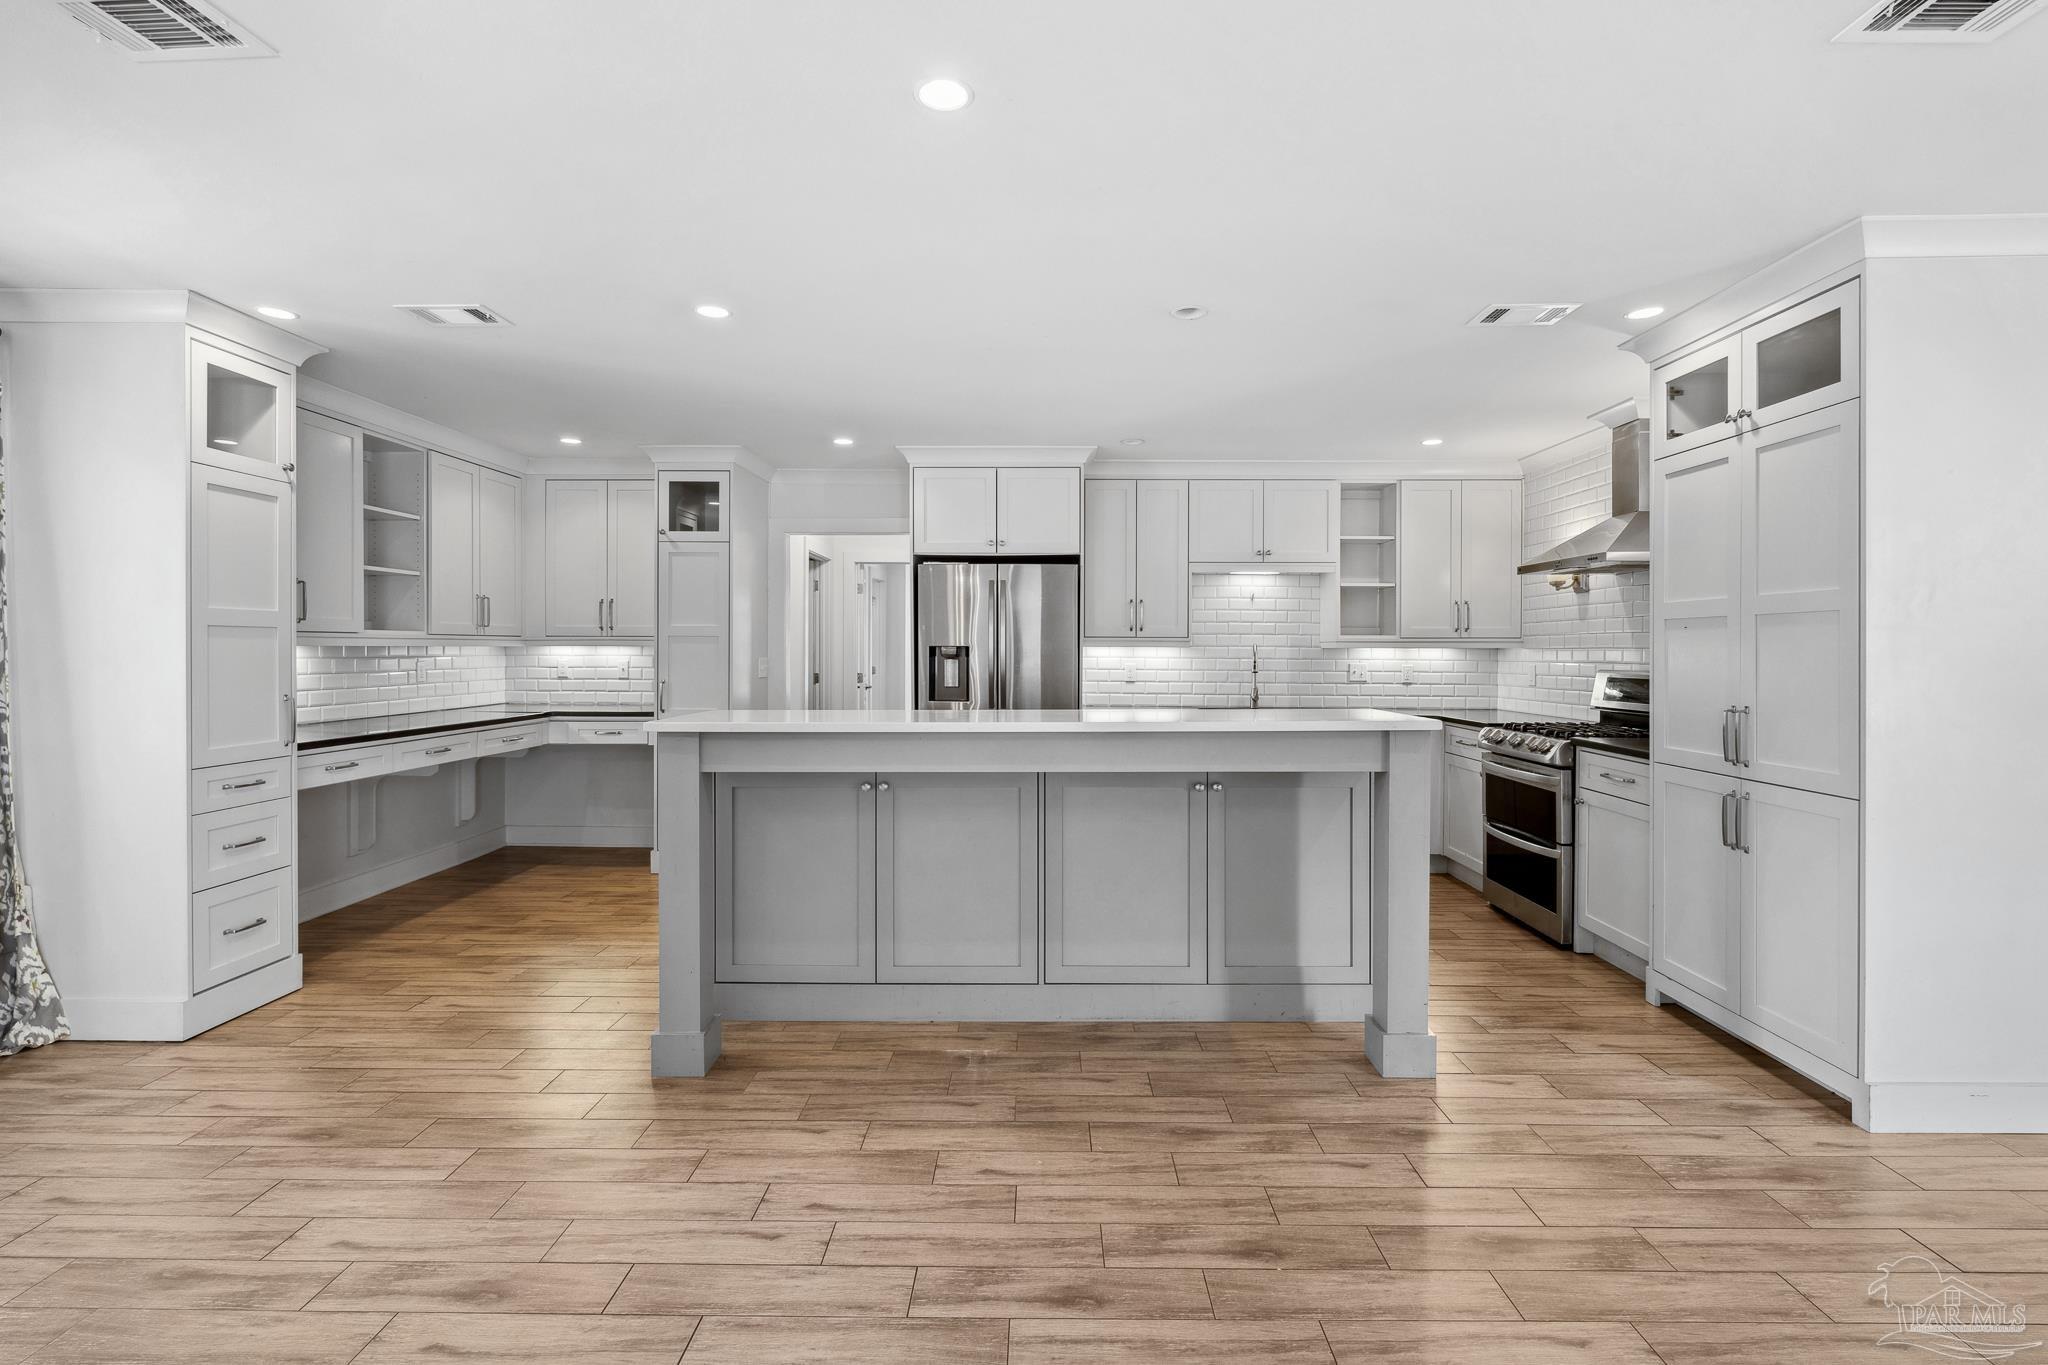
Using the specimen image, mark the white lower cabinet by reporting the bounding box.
[189,798,294,894]
[1044,774,1207,984]
[877,774,1039,984]
[716,774,876,983]
[1652,765,1743,1009]
[1440,738,1485,881]
[1573,756,1650,961]
[1207,773,1369,984]
[191,868,293,994]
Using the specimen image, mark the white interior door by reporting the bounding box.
[1397,480,1459,638]
[294,411,362,634]
[1651,764,1742,1010]
[996,467,1081,555]
[913,467,998,555]
[659,540,729,714]
[1457,480,1522,638]
[607,480,657,637]
[1652,444,1741,775]
[1260,481,1337,563]
[1741,403,1860,798]
[1741,781,1860,1073]
[190,464,294,767]
[1134,479,1189,639]
[1187,480,1261,563]
[476,466,520,636]
[544,481,608,636]
[1082,479,1137,639]
[426,454,479,635]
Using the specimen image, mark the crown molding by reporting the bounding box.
[897,445,1096,468]
[641,443,775,482]
[298,377,524,475]
[0,289,326,367]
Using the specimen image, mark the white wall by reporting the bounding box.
[1861,254,2048,1122]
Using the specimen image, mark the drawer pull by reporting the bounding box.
[220,835,269,851]
[424,746,455,756]
[497,735,526,745]
[1597,771,1639,785]
[324,761,359,772]
[594,729,625,736]
[220,778,270,791]
[222,917,269,936]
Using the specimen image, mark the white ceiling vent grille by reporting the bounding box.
[1468,304,1580,328]
[394,305,512,327]
[1836,0,2046,40]
[59,0,275,60]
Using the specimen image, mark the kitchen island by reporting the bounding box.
[646,708,1441,1079]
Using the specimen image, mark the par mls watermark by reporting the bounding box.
[1870,1254,2041,1360]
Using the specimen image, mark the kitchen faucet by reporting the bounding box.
[1249,647,1260,709]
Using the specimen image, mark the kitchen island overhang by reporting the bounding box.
[647,708,1440,1079]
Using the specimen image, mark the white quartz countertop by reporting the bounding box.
[646,708,1444,734]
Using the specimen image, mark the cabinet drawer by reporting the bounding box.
[548,720,649,745]
[192,868,291,993]
[394,733,478,772]
[1578,754,1650,805]
[191,756,294,813]
[1442,725,1488,760]
[297,745,393,789]
[475,724,544,757]
[189,798,294,893]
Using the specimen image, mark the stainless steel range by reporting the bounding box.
[1478,670,1648,945]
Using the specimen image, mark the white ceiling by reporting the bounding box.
[3,0,2044,468]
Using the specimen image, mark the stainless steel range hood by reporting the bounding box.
[1519,401,1651,576]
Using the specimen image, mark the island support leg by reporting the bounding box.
[1366,728,1437,1077]
[652,734,722,1076]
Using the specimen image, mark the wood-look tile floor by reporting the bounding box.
[2,848,2040,1363]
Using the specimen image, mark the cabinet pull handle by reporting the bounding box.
[1597,771,1639,785]
[658,680,668,713]
[484,595,492,629]
[497,735,525,744]
[1738,792,1752,853]
[595,729,626,736]
[608,597,616,632]
[324,761,359,772]
[221,778,268,791]
[221,835,268,851]
[1137,598,1145,633]
[296,579,307,624]
[424,746,454,756]
[1720,790,1738,849]
[1720,707,1737,765]
[1128,598,1135,633]
[285,693,296,747]
[223,917,269,936]
[1736,705,1751,767]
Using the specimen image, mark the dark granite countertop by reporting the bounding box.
[297,706,653,752]
[1396,708,1556,729]
[1572,733,1651,762]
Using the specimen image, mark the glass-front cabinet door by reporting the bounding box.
[190,337,294,481]
[1653,335,1741,460]
[660,470,730,541]
[1742,279,1859,433]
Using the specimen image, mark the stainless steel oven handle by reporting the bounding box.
[1480,758,1565,793]
[1484,822,1562,859]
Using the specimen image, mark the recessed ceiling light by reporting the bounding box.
[915,78,973,112]
[559,436,583,445]
[1120,438,1146,446]
[255,305,297,321]
[1625,305,1665,320]
[1421,438,1444,447]
[832,437,855,446]
[1171,305,1208,320]
[694,304,731,319]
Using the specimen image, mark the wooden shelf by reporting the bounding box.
[363,564,421,577]
[363,503,421,522]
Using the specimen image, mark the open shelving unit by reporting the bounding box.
[1322,482,1399,644]
[362,434,428,634]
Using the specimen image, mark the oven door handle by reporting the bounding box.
[1479,758,1566,793]
[1485,822,1563,859]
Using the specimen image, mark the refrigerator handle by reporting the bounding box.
[991,573,1008,709]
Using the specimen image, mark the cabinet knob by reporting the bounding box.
[1193,783,1207,792]
[860,782,874,791]
[877,781,891,791]
[1210,781,1224,792]
[987,539,995,547]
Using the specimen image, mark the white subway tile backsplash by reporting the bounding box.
[295,641,654,722]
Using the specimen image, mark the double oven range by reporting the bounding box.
[1477,670,1649,946]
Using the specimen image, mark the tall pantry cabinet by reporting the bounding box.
[2,291,323,1038]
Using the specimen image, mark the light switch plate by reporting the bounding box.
[1347,662,1371,682]
[756,658,769,680]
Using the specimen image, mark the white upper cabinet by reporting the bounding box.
[1654,279,1859,460]
[658,540,730,715]
[544,479,652,638]
[1396,480,1521,641]
[294,411,362,634]
[995,467,1081,554]
[1652,444,1742,776]
[913,468,999,555]
[659,470,730,541]
[1188,480,1337,568]
[190,463,295,768]
[190,339,294,482]
[427,453,521,636]
[1082,479,1187,641]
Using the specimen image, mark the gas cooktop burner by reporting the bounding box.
[1477,718,1648,767]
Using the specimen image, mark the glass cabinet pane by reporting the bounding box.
[1663,355,1731,442]
[666,479,723,535]
[1754,308,1842,411]
[204,362,281,465]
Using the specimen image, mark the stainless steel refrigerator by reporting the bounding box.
[916,561,1080,710]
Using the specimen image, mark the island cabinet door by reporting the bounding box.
[716,773,876,982]
[877,773,1039,984]
[1044,774,1207,984]
[1207,773,1370,984]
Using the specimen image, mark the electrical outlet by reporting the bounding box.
[618,664,631,680]
[1346,662,1370,683]
[756,658,770,680]
[555,665,569,680]
[1403,666,1415,687]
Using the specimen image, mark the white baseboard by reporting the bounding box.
[1445,860,1482,891]
[1577,930,1648,982]
[1865,1082,2048,1134]
[298,828,507,921]
[504,824,653,848]
[60,954,303,1042]
[717,981,1375,1022]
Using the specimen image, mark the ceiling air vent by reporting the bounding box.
[59,0,275,60]
[395,305,512,327]
[1468,304,1581,328]
[1837,0,2045,40]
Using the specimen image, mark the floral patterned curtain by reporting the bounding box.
[1,423,68,1056]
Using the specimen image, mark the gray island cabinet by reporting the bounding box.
[647,708,1441,1079]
